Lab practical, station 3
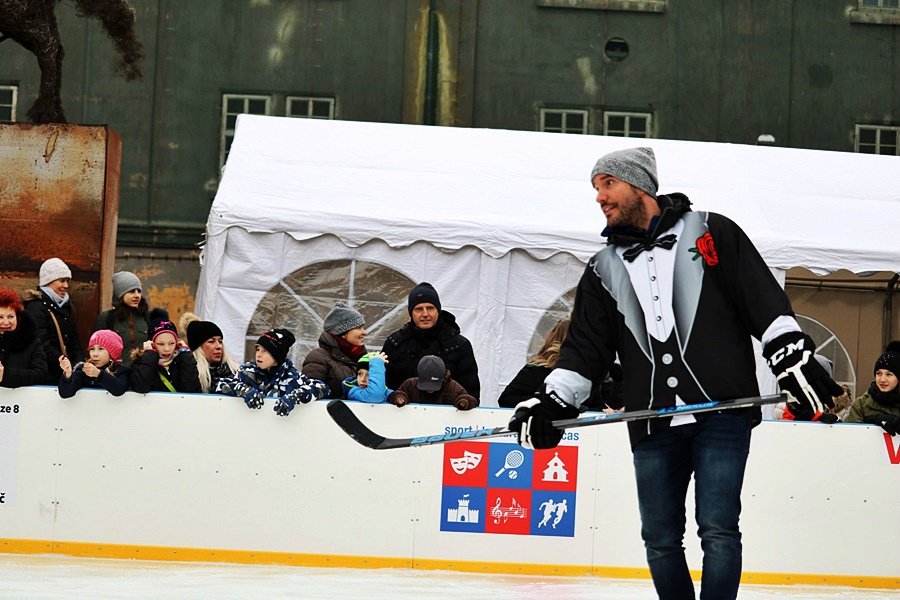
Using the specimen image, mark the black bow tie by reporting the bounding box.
[622,234,678,262]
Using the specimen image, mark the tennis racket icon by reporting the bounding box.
[495,450,525,477]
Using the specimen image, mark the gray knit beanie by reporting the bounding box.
[112,271,142,300]
[590,147,658,198]
[323,302,365,335]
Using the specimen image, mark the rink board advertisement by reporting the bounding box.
[440,442,578,537]
[0,388,897,590]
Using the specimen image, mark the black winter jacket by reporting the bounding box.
[129,348,201,393]
[0,311,48,388]
[58,363,130,398]
[25,289,84,384]
[381,310,480,398]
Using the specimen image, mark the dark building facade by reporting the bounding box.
[1,1,897,381]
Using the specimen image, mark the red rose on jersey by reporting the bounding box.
[690,232,719,266]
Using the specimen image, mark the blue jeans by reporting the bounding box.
[632,413,752,600]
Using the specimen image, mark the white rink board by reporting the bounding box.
[0,387,897,586]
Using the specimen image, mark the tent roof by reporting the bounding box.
[209,115,900,273]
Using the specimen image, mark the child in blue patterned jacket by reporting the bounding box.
[342,351,393,403]
[216,328,329,416]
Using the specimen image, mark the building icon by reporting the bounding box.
[541,452,569,483]
[447,494,480,524]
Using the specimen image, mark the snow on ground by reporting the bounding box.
[0,555,893,600]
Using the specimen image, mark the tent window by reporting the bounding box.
[540,109,588,134]
[604,112,652,138]
[795,314,857,397]
[855,124,899,155]
[244,259,414,364]
[286,96,335,119]
[221,94,272,168]
[0,85,17,122]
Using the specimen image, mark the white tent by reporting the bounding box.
[197,115,900,405]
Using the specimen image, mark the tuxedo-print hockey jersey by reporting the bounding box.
[548,198,794,446]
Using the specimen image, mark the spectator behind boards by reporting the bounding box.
[844,341,900,435]
[771,355,852,422]
[498,319,624,411]
[94,271,164,366]
[302,302,368,399]
[342,351,393,404]
[216,328,330,417]
[381,282,480,398]
[388,355,478,411]
[0,287,47,388]
[129,319,201,394]
[58,329,130,398]
[24,258,84,384]
[181,313,239,393]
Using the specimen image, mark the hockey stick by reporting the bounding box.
[326,393,785,450]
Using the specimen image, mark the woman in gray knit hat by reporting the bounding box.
[301,302,367,399]
[93,271,164,367]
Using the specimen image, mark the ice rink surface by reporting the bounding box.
[0,555,894,600]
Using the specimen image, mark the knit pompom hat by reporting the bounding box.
[88,329,124,363]
[257,328,296,365]
[39,258,72,286]
[589,147,659,198]
[874,341,900,376]
[149,319,179,344]
[323,302,365,335]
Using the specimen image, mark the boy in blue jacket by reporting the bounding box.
[342,351,393,403]
[217,328,329,416]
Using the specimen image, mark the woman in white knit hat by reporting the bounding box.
[23,257,84,384]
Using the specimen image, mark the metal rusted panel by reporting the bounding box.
[0,123,121,347]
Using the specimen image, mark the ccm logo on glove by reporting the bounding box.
[766,338,805,367]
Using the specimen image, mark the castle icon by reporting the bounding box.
[447,494,480,524]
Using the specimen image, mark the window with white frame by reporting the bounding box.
[0,85,17,122]
[220,93,337,168]
[855,124,899,155]
[220,94,271,167]
[540,108,588,134]
[286,96,335,119]
[604,111,652,138]
[536,0,666,13]
[859,0,900,8]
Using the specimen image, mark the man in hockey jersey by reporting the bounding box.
[509,147,841,600]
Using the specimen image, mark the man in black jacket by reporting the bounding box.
[508,147,841,600]
[381,282,480,399]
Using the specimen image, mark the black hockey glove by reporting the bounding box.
[763,332,842,421]
[508,387,579,450]
[863,413,900,436]
[273,396,295,417]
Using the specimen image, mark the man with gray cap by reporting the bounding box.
[508,147,841,599]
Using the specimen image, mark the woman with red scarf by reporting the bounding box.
[302,302,367,399]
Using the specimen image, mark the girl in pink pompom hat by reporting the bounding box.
[58,329,130,398]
